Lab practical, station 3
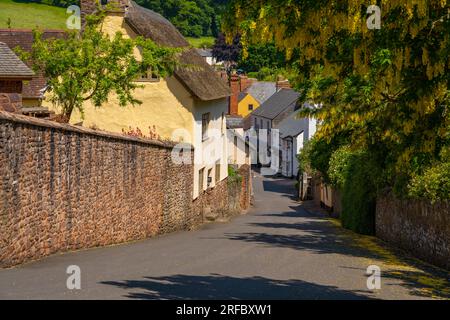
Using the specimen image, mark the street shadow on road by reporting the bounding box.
[240,208,450,300]
[224,230,378,260]
[240,205,381,260]
[261,178,298,200]
[101,274,374,300]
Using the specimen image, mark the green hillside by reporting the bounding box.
[0,0,68,30]
[186,36,215,48]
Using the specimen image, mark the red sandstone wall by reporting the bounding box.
[376,196,450,270]
[0,111,193,267]
[192,165,252,223]
[0,111,252,267]
[0,80,23,113]
[0,93,22,113]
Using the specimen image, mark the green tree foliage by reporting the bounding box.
[329,147,384,235]
[237,42,294,81]
[298,137,336,182]
[135,0,228,38]
[224,1,450,200]
[328,146,354,189]
[20,14,180,121]
[301,141,383,235]
[408,147,450,202]
[339,150,381,235]
[237,43,285,73]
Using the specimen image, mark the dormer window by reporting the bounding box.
[137,69,160,82]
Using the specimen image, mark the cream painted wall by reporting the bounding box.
[44,12,229,199]
[22,98,40,108]
[67,77,195,143]
[43,13,194,143]
[227,128,250,167]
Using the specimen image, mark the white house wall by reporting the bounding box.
[193,98,229,199]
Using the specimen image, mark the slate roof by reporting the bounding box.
[238,92,248,103]
[251,89,300,120]
[196,48,213,57]
[0,29,65,99]
[0,42,34,79]
[245,81,276,104]
[276,112,309,139]
[226,115,244,129]
[126,1,230,101]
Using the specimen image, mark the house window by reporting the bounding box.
[138,69,160,82]
[248,104,254,111]
[207,169,213,188]
[199,168,205,193]
[245,137,250,161]
[202,112,210,141]
[101,0,108,5]
[260,119,263,129]
[221,112,225,135]
[215,161,221,184]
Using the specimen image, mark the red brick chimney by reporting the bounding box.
[276,76,291,91]
[240,75,251,92]
[80,0,129,22]
[229,74,240,115]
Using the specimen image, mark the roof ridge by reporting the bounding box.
[125,1,230,100]
[251,88,299,119]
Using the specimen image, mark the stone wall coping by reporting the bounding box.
[0,110,189,149]
[379,194,450,206]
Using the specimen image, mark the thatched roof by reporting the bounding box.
[125,1,230,101]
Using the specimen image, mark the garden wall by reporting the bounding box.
[376,196,450,270]
[0,111,250,268]
[193,164,252,223]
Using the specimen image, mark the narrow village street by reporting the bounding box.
[0,171,447,300]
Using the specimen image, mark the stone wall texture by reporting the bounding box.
[0,111,251,268]
[376,195,450,270]
[0,80,23,114]
[193,164,252,224]
[0,93,22,114]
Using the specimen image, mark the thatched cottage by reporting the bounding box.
[44,0,231,199]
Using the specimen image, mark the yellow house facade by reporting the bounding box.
[45,0,231,199]
[237,92,260,118]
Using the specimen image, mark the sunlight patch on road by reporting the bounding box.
[325,217,450,300]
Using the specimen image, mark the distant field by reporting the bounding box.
[0,1,217,45]
[0,0,68,30]
[186,36,215,48]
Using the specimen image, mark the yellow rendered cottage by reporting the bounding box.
[237,92,260,118]
[45,0,231,199]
